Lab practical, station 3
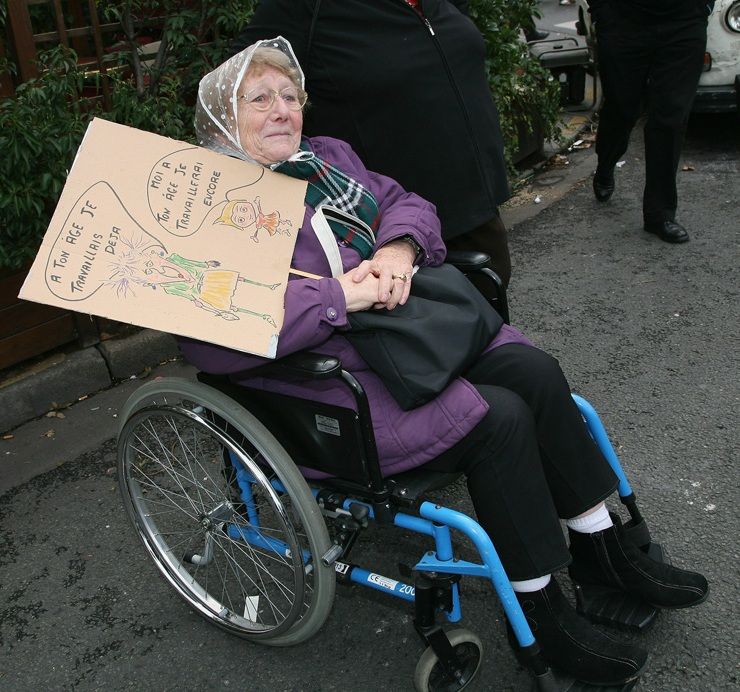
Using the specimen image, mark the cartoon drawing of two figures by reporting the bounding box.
[111,192,293,328]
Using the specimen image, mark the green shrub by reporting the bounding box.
[0,47,89,269]
[97,0,255,138]
[469,0,562,170]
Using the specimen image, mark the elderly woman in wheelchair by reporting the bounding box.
[117,38,707,691]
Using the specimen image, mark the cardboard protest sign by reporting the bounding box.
[20,118,307,358]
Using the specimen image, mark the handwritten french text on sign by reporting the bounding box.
[20,118,307,358]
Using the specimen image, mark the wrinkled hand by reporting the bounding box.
[351,239,415,310]
[336,271,384,313]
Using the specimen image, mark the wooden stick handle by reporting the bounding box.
[289,268,323,280]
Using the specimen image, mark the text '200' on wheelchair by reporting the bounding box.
[116,252,665,692]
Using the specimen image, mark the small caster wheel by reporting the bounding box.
[413,628,483,692]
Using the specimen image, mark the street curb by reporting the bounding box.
[97,329,180,381]
[0,329,179,434]
[502,111,596,230]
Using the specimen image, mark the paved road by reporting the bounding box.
[1,113,738,691]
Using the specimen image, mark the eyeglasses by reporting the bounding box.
[238,86,307,111]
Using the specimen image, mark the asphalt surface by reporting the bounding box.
[0,112,738,691]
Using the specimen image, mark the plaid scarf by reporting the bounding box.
[275,143,378,259]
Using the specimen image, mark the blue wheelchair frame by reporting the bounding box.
[228,389,642,689]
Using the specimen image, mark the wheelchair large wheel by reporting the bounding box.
[117,378,335,646]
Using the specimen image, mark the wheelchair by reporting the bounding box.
[116,252,663,692]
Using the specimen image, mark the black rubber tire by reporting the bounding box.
[117,378,335,646]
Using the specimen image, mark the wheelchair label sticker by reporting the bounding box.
[315,415,341,436]
[368,573,399,591]
[334,561,350,575]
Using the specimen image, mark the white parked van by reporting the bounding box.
[576,0,740,112]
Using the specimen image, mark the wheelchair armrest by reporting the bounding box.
[217,351,387,511]
[445,250,510,324]
[244,351,343,381]
[445,250,492,272]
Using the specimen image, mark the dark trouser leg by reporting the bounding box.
[445,212,511,289]
[593,9,652,172]
[465,345,618,515]
[428,345,618,580]
[429,384,571,580]
[642,18,707,223]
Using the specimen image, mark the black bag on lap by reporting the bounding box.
[346,263,503,410]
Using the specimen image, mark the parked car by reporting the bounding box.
[576,0,740,112]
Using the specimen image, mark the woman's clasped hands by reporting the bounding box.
[337,238,416,312]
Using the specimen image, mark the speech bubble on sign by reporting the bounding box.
[45,181,164,301]
[146,147,264,237]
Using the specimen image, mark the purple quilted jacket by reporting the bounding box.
[178,136,529,475]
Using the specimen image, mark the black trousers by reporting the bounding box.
[593,5,707,223]
[427,344,618,580]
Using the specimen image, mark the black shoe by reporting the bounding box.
[510,578,648,686]
[526,28,550,41]
[568,516,709,609]
[593,168,615,202]
[644,219,690,243]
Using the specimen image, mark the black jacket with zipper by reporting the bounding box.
[231,0,510,240]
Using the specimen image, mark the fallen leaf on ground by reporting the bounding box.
[550,154,570,166]
[42,429,56,438]
[2,434,13,440]
[682,165,695,171]
[46,411,66,419]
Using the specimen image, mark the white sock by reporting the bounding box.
[566,503,613,534]
[511,574,551,593]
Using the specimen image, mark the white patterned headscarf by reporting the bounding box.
[194,36,305,164]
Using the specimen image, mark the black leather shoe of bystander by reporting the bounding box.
[644,219,690,243]
[593,168,615,202]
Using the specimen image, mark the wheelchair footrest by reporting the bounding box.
[574,542,666,631]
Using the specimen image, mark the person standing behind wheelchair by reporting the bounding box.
[181,37,708,688]
[229,0,513,289]
[589,0,714,243]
